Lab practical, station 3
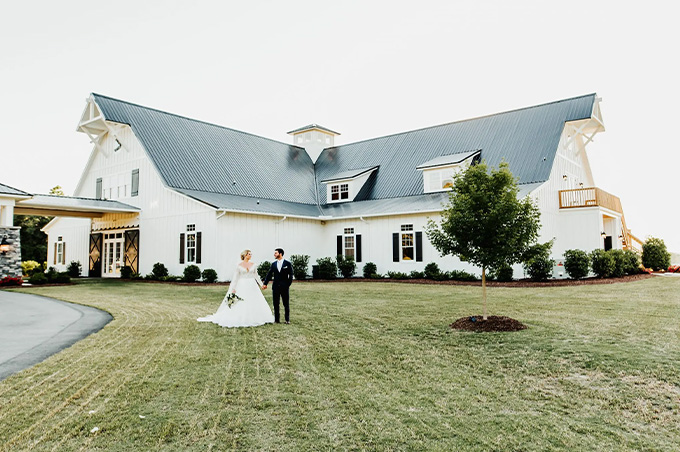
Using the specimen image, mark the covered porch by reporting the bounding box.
[558,187,641,252]
[0,182,140,278]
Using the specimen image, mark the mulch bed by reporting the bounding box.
[450,315,528,332]
[294,273,653,287]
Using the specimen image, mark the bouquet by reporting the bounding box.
[226,292,243,308]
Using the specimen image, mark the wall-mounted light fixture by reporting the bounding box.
[618,234,623,240]
[562,174,568,181]
[601,231,607,238]
[579,182,584,188]
[0,235,10,255]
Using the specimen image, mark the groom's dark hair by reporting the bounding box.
[275,248,284,256]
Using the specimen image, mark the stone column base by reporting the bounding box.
[0,226,22,279]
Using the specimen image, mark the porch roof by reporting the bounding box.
[15,195,140,218]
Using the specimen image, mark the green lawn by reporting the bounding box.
[1,278,679,451]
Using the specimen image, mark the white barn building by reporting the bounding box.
[36,93,638,280]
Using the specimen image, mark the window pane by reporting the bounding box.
[344,228,354,234]
[345,236,354,248]
[345,248,354,259]
[401,224,414,231]
[188,248,195,262]
[441,178,453,189]
[402,233,413,247]
[332,192,339,200]
[402,246,414,261]
[341,191,349,199]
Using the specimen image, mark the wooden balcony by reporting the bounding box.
[558,187,622,213]
[559,187,634,250]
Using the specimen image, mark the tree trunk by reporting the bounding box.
[482,266,487,320]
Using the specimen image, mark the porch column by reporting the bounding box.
[0,226,22,278]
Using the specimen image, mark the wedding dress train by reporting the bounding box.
[197,264,274,327]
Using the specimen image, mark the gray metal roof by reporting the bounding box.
[92,94,318,205]
[176,188,322,218]
[0,182,31,197]
[320,166,379,183]
[287,124,341,135]
[416,150,481,170]
[17,195,140,213]
[314,94,596,204]
[90,93,594,218]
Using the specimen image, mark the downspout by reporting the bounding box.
[216,210,227,220]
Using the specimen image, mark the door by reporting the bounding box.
[103,232,125,277]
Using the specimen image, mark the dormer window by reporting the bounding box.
[417,150,481,194]
[321,166,379,204]
[331,184,349,201]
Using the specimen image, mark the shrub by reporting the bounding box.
[433,271,450,281]
[621,249,641,275]
[29,273,47,285]
[120,266,133,279]
[489,263,514,282]
[131,272,144,280]
[448,270,478,281]
[0,276,22,287]
[563,249,590,279]
[336,255,356,278]
[424,262,440,279]
[409,270,425,279]
[362,262,378,278]
[21,260,42,277]
[67,261,82,278]
[257,261,271,281]
[608,249,627,278]
[183,265,201,282]
[144,273,158,281]
[45,267,58,283]
[152,262,169,279]
[201,268,218,283]
[290,254,310,280]
[387,271,409,280]
[642,237,671,271]
[523,241,554,281]
[316,257,337,280]
[54,272,71,284]
[160,275,180,282]
[590,249,615,278]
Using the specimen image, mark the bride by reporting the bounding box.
[197,249,274,327]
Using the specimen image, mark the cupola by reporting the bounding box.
[287,124,340,163]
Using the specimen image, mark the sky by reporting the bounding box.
[1,0,678,252]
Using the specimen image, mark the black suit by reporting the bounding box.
[263,259,294,323]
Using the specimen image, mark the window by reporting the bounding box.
[344,236,355,259]
[56,237,65,265]
[401,224,414,261]
[186,224,197,263]
[329,183,350,202]
[131,169,139,197]
[422,166,465,193]
[100,172,132,200]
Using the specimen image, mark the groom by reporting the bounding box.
[262,248,294,324]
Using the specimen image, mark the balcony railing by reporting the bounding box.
[558,187,622,213]
[559,187,634,250]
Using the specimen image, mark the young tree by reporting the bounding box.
[49,185,65,196]
[425,161,541,319]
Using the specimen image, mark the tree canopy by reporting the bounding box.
[425,161,542,318]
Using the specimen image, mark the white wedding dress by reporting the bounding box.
[197,264,274,328]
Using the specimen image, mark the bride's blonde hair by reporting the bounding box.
[240,249,251,260]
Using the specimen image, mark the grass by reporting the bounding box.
[1,278,679,451]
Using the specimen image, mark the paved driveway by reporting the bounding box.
[0,290,112,381]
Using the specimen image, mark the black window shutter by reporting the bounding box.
[337,235,343,257]
[392,233,399,262]
[131,169,139,197]
[96,178,102,199]
[54,242,57,265]
[356,234,362,263]
[179,233,185,264]
[62,243,66,265]
[415,231,423,262]
[196,232,202,264]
